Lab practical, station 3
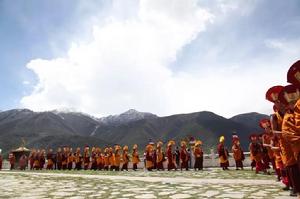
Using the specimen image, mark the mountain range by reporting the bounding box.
[0,109,268,155]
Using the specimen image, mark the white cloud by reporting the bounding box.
[20,0,300,118]
[22,80,30,85]
[21,0,214,117]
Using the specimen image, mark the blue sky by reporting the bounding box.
[0,0,299,117]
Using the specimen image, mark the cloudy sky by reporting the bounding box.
[0,0,299,118]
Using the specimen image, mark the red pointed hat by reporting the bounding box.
[287,60,300,86]
[265,86,284,103]
[278,84,300,105]
[259,118,271,129]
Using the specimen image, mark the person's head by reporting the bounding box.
[266,85,285,113]
[219,136,225,144]
[279,84,300,110]
[181,141,187,149]
[287,60,300,86]
[249,134,257,143]
[133,144,138,151]
[123,145,128,152]
[259,119,272,134]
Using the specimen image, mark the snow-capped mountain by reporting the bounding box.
[98,109,158,126]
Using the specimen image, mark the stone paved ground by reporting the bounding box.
[0,168,294,199]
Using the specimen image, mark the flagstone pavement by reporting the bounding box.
[0,168,294,199]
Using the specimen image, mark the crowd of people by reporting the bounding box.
[1,135,247,172]
[2,140,205,172]
[247,60,300,197]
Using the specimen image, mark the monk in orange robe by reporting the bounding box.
[194,140,203,170]
[103,147,110,171]
[266,85,292,191]
[39,149,46,170]
[96,147,103,170]
[91,147,97,170]
[67,148,74,170]
[29,149,35,170]
[278,84,300,196]
[83,146,90,170]
[231,135,244,170]
[156,141,165,171]
[167,140,176,171]
[180,141,189,171]
[56,147,63,170]
[74,147,82,170]
[218,136,229,170]
[132,144,140,171]
[145,143,154,171]
[121,145,129,171]
[19,154,27,170]
[108,147,115,171]
[114,145,121,171]
[46,149,54,170]
[33,150,40,170]
[61,147,68,170]
[9,153,16,170]
[285,61,300,163]
[260,119,276,171]
[249,134,266,173]
[271,135,289,185]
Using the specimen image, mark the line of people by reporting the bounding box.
[217,134,245,171]
[254,60,300,197]
[3,140,205,171]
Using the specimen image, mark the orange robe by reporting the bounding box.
[218,143,229,169]
[104,154,110,170]
[114,152,121,169]
[83,152,90,170]
[121,152,129,171]
[232,144,243,161]
[281,113,298,164]
[167,147,176,170]
[146,151,154,170]
[262,134,275,160]
[46,153,54,169]
[108,153,115,168]
[194,147,203,170]
[282,110,300,193]
[96,153,104,169]
[74,153,82,170]
[122,152,129,164]
[132,151,140,164]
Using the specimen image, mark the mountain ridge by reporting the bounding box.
[0,109,268,155]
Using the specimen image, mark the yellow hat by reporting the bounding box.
[167,140,175,147]
[115,145,121,151]
[219,136,225,143]
[195,140,202,146]
[146,144,153,152]
[181,141,187,147]
[123,145,128,151]
[157,141,163,148]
